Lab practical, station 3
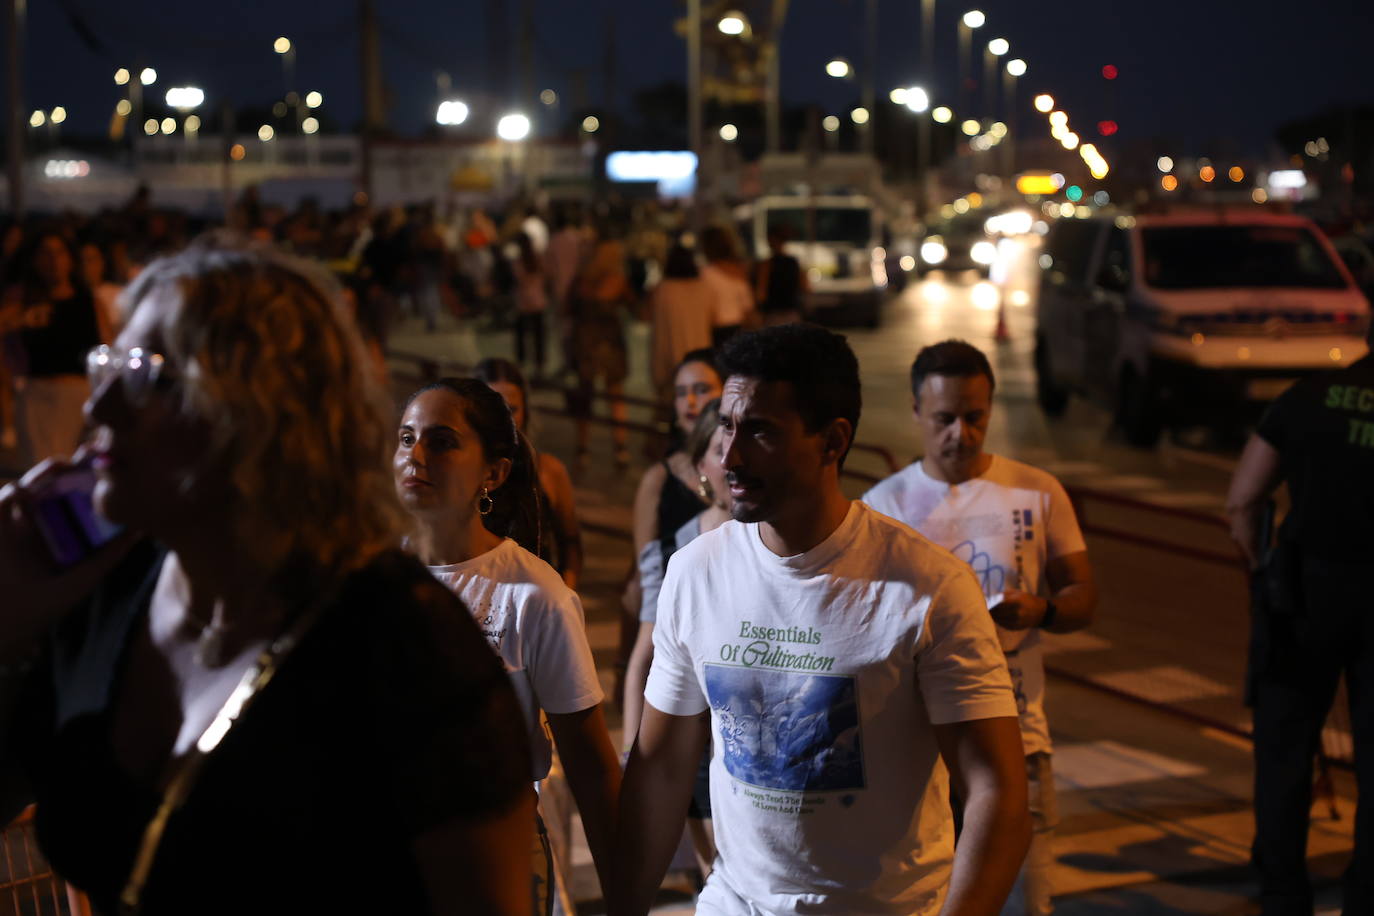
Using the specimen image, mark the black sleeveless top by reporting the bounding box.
[15,542,530,915]
[656,459,706,557]
[19,288,101,377]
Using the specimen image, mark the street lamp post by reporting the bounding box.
[957,10,984,121]
[983,37,1008,124]
[166,86,204,163]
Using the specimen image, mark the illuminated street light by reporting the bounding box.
[50,107,67,124]
[540,89,557,106]
[1199,165,1216,182]
[159,117,175,135]
[717,11,748,35]
[988,37,1009,56]
[28,110,44,128]
[961,119,981,136]
[302,117,319,135]
[435,99,469,126]
[1157,156,1174,172]
[497,113,532,141]
[1034,94,1054,113]
[258,124,275,141]
[1061,132,1079,150]
[989,121,1007,138]
[851,107,870,125]
[904,87,929,113]
[165,87,204,110]
[823,115,840,132]
[143,119,158,136]
[305,91,323,108]
[1006,58,1026,77]
[116,99,132,116]
[1228,166,1245,182]
[185,115,201,132]
[825,57,852,79]
[962,10,986,28]
[889,87,908,105]
[139,68,157,86]
[1048,110,1068,128]
[274,37,291,54]
[581,115,600,133]
[720,123,739,142]
[114,68,130,86]
[932,106,953,123]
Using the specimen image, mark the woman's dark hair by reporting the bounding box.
[403,377,543,555]
[699,225,736,262]
[663,244,699,280]
[515,232,539,274]
[473,357,530,430]
[675,347,719,380]
[687,398,723,468]
[16,228,81,302]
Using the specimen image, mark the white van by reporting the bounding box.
[1034,209,1370,446]
[751,194,886,328]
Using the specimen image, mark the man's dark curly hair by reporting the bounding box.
[718,323,861,463]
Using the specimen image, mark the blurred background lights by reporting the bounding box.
[142,118,157,135]
[1228,166,1245,182]
[822,115,840,132]
[159,117,175,134]
[28,110,44,128]
[258,124,275,141]
[139,68,157,85]
[962,10,986,28]
[988,37,1009,55]
[1162,174,1179,191]
[273,37,291,54]
[1065,185,1084,202]
[1101,64,1118,79]
[850,107,870,125]
[581,115,600,133]
[889,87,907,105]
[1006,58,1026,77]
[825,58,851,78]
[115,99,131,116]
[1048,110,1068,128]
[1034,94,1054,113]
[1199,165,1216,182]
[1252,188,1268,203]
[49,107,66,124]
[165,87,204,109]
[435,100,469,126]
[497,113,532,141]
[717,11,747,34]
[1157,156,1174,172]
[719,122,739,141]
[305,91,323,108]
[904,88,929,113]
[302,117,319,135]
[114,68,130,86]
[184,114,201,132]
[932,106,953,123]
[230,143,246,160]
[961,119,980,136]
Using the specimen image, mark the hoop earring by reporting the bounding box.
[697,475,712,501]
[477,487,494,517]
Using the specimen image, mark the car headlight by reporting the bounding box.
[971,240,997,265]
[921,239,948,264]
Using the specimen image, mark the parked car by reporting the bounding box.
[1034,209,1370,446]
[917,215,997,277]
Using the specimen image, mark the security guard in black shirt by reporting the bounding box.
[1228,323,1374,916]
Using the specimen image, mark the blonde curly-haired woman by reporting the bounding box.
[0,235,533,915]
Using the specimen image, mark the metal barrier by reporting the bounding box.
[1,809,87,916]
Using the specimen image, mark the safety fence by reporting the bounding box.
[0,808,86,916]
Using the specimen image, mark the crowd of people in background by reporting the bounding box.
[0,185,808,476]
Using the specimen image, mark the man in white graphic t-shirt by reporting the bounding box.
[611,324,1030,916]
[863,340,1098,916]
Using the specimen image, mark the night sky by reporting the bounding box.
[13,0,1374,158]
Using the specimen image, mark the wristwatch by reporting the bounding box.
[1039,599,1059,630]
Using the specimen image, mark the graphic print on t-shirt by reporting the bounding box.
[704,663,865,792]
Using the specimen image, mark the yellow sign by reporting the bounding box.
[1016,174,1061,195]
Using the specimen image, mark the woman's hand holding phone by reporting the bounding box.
[1,456,138,662]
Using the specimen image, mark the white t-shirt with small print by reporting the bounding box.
[429,538,604,781]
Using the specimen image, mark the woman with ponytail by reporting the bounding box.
[394,377,620,913]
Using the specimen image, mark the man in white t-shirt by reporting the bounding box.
[611,324,1030,916]
[862,340,1098,916]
